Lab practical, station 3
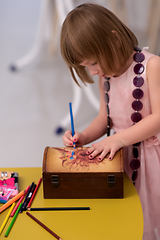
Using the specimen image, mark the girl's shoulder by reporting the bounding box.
[147,54,160,66]
[146,53,160,83]
[146,54,160,74]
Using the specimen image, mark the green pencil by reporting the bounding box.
[5,203,22,237]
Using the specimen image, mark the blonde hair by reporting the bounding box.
[60,3,138,86]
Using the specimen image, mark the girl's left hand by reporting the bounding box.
[86,135,124,161]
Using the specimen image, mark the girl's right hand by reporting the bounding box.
[63,130,85,147]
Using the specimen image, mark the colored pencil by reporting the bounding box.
[26,212,62,240]
[10,186,30,217]
[27,177,42,208]
[4,203,22,237]
[0,190,25,213]
[21,184,36,211]
[69,102,76,149]
[28,207,90,211]
[20,182,34,213]
[0,203,15,235]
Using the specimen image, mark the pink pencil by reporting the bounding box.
[10,186,30,217]
[27,178,42,209]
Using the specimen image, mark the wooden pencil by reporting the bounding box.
[22,184,36,211]
[28,207,90,211]
[20,182,34,213]
[26,212,62,240]
[0,203,15,235]
[5,203,22,237]
[0,190,25,214]
[10,186,30,217]
[27,177,42,208]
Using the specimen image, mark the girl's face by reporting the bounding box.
[80,60,107,78]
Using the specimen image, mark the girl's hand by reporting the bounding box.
[63,130,85,147]
[86,135,124,161]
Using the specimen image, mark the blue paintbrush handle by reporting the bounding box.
[69,102,76,149]
[69,102,75,137]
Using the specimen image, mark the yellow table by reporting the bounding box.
[0,168,143,240]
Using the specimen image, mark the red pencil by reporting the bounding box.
[10,186,30,217]
[27,177,42,208]
[26,212,62,240]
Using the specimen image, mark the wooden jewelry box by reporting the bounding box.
[42,146,124,199]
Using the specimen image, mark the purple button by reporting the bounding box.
[133,52,145,63]
[104,93,109,104]
[133,147,139,158]
[106,104,110,115]
[132,89,144,99]
[133,76,144,87]
[132,170,138,181]
[130,159,140,170]
[104,81,110,92]
[134,63,145,74]
[131,112,142,122]
[132,100,143,111]
[134,46,141,52]
[133,142,141,146]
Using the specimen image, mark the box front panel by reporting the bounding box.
[43,172,123,199]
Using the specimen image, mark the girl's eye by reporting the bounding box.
[92,62,97,66]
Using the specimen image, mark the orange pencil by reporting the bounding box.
[0,190,25,213]
[10,186,30,217]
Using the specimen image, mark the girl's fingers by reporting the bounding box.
[73,131,81,143]
[108,149,116,161]
[98,151,109,161]
[63,138,73,147]
[63,130,74,146]
[86,145,96,155]
[65,130,72,138]
[86,144,116,161]
[88,146,104,159]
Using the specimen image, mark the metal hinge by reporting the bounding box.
[51,175,59,187]
[108,175,116,187]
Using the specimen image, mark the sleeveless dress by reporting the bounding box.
[102,50,160,240]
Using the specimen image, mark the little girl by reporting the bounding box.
[60,4,160,240]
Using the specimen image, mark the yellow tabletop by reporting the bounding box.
[0,167,143,240]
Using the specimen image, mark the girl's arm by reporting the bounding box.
[63,78,108,147]
[88,55,160,160]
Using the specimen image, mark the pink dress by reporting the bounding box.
[102,50,160,240]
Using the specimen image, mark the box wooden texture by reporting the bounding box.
[42,146,124,199]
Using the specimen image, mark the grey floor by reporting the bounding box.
[0,0,159,167]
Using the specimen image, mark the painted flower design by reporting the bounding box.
[54,147,104,171]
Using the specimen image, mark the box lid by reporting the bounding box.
[43,147,123,173]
